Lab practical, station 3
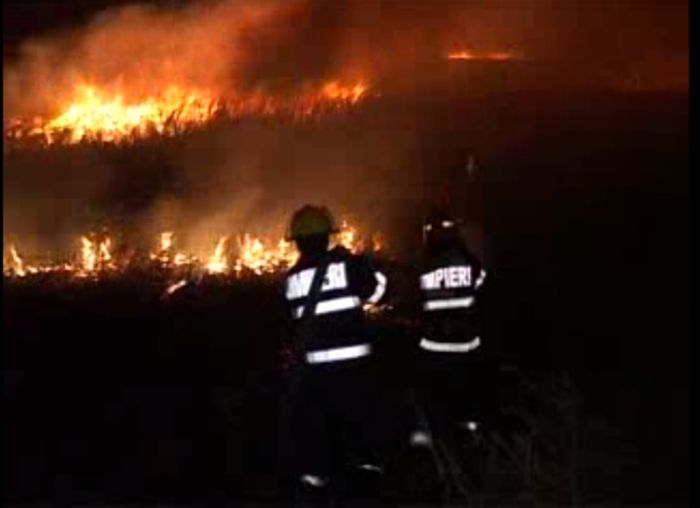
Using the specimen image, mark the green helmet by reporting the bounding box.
[288,205,339,240]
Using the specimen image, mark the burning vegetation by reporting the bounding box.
[3,221,383,282]
[4,80,372,146]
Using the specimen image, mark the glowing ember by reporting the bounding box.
[5,80,372,146]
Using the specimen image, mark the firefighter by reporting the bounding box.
[412,208,492,450]
[279,204,388,503]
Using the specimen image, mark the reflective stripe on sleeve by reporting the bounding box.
[293,295,362,319]
[419,336,481,353]
[423,296,475,311]
[306,343,372,364]
[475,269,487,289]
[366,271,387,304]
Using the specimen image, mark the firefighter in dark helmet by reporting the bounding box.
[279,204,388,502]
[412,208,492,449]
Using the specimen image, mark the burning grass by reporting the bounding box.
[4,80,373,147]
[4,220,384,284]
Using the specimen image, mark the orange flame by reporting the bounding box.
[5,80,372,146]
[151,231,195,266]
[335,221,365,254]
[4,220,383,282]
[206,236,229,274]
[234,235,299,275]
[80,237,98,273]
[7,245,27,277]
[78,236,114,276]
[160,232,174,252]
[28,85,219,145]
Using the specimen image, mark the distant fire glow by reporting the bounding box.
[446,50,516,61]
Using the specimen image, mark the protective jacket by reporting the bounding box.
[418,246,487,354]
[283,246,387,364]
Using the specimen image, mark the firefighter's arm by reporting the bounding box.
[473,259,488,292]
[278,276,302,371]
[355,255,388,306]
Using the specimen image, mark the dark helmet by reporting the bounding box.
[422,208,461,254]
[287,205,339,241]
[423,209,458,235]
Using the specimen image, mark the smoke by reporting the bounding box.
[4,0,688,111]
[4,0,298,118]
[3,0,688,259]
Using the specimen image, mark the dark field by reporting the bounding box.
[3,90,688,505]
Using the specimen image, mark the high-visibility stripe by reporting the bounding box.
[410,430,433,447]
[475,269,487,289]
[419,336,481,353]
[316,295,361,314]
[293,295,362,319]
[300,474,327,488]
[366,271,387,304]
[423,296,474,311]
[306,343,372,364]
[460,421,480,432]
[358,463,384,473]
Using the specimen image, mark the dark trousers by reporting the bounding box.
[280,357,387,479]
[415,348,494,440]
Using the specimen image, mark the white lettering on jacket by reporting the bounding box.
[286,262,348,300]
[420,266,472,291]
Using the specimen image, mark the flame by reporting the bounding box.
[320,81,369,104]
[99,238,113,264]
[372,233,385,252]
[335,221,365,254]
[206,237,229,274]
[174,253,190,266]
[78,236,114,276]
[7,245,27,277]
[234,235,299,275]
[447,50,516,61]
[8,85,219,145]
[80,237,98,273]
[4,220,383,282]
[150,231,195,266]
[5,80,372,146]
[160,232,174,252]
